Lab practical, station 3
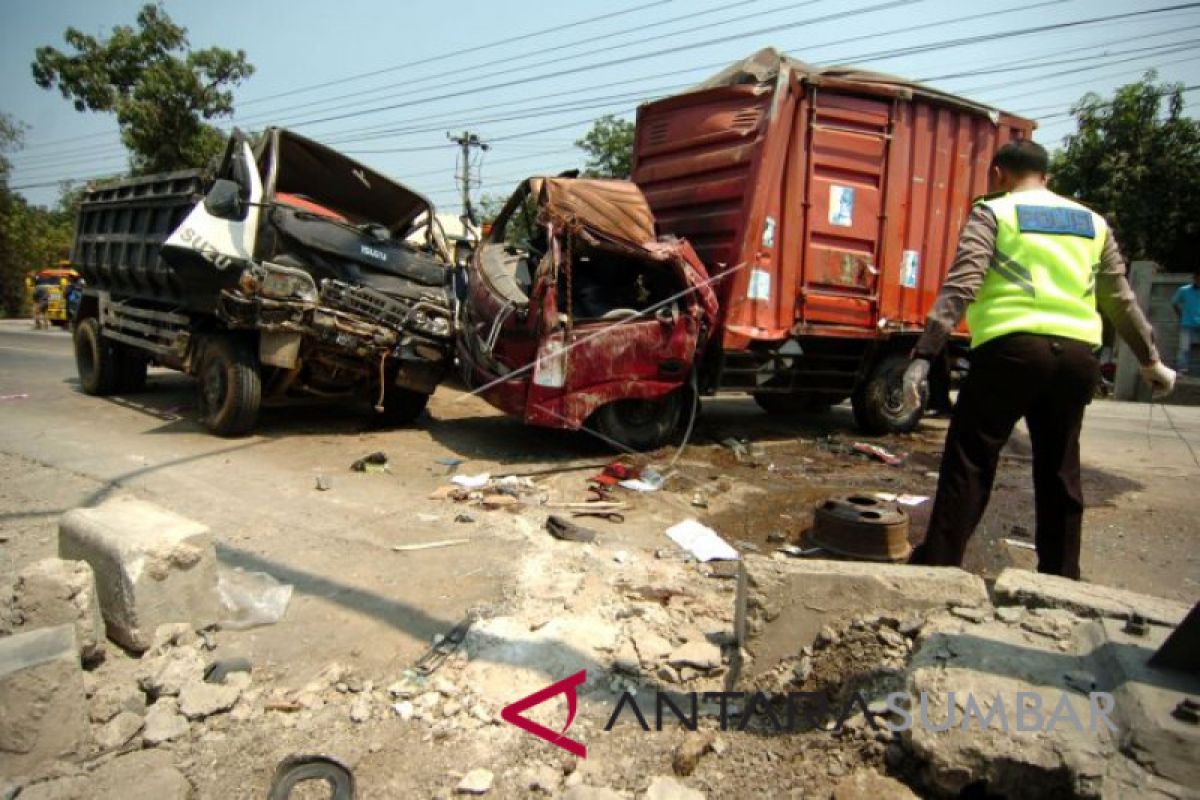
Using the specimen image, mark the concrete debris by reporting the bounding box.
[142,699,189,745]
[89,681,145,723]
[667,640,722,671]
[0,625,89,778]
[138,647,206,698]
[203,656,252,684]
[455,767,494,794]
[739,556,987,677]
[393,700,415,720]
[996,606,1023,624]
[645,775,705,800]
[831,769,920,800]
[177,679,241,720]
[672,731,715,776]
[949,605,990,624]
[524,764,562,794]
[93,710,143,753]
[59,496,220,652]
[349,694,372,723]
[815,625,840,648]
[994,569,1190,626]
[561,786,626,800]
[10,558,106,664]
[634,633,674,667]
[92,749,191,799]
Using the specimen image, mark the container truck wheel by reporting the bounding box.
[852,353,924,434]
[196,337,261,437]
[74,318,120,396]
[592,391,683,451]
[378,386,430,426]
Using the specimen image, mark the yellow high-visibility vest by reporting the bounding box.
[967,188,1106,349]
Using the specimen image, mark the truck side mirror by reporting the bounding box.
[204,179,245,220]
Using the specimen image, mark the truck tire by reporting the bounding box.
[74,318,120,396]
[196,337,261,437]
[852,352,924,434]
[592,392,683,451]
[378,386,430,426]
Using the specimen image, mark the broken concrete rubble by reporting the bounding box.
[177,679,241,720]
[994,569,1190,625]
[142,699,189,746]
[645,775,705,800]
[10,558,106,664]
[93,710,143,753]
[0,625,89,778]
[59,496,220,652]
[738,556,988,676]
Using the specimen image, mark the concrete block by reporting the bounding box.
[90,749,191,799]
[0,625,89,778]
[738,556,989,674]
[58,496,220,652]
[994,569,1189,626]
[11,558,106,664]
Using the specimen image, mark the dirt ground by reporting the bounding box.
[1,321,1197,798]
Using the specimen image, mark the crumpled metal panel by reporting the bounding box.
[537,178,657,251]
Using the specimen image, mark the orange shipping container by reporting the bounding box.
[633,49,1036,432]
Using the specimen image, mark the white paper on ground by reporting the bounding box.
[451,473,491,489]
[873,492,928,506]
[618,479,659,492]
[666,519,739,561]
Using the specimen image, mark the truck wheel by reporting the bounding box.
[196,337,261,436]
[378,386,430,426]
[592,392,683,451]
[852,353,924,434]
[74,318,119,396]
[753,391,830,415]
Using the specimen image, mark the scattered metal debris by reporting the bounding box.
[851,442,906,466]
[1004,538,1037,551]
[808,495,911,562]
[413,615,475,675]
[267,754,356,800]
[350,452,389,473]
[390,539,470,553]
[546,515,598,543]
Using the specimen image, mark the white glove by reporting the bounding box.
[902,358,931,411]
[1139,360,1176,399]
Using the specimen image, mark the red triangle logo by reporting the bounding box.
[500,669,588,758]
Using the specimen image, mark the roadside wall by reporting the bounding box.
[1114,263,1199,403]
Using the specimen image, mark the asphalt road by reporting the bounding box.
[1,318,1197,678]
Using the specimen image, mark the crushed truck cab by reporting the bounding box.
[71,128,454,435]
[458,177,717,450]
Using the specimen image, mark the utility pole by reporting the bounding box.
[447,130,489,228]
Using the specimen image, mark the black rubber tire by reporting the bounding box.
[116,350,148,393]
[74,318,119,396]
[377,385,430,426]
[851,352,925,434]
[196,337,261,437]
[753,391,831,415]
[592,391,683,451]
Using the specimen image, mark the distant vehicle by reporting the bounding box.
[69,128,455,436]
[460,50,1036,448]
[25,263,81,328]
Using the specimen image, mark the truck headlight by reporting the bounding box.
[259,262,318,303]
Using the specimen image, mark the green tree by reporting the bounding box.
[1049,73,1200,271]
[575,115,635,179]
[32,3,253,174]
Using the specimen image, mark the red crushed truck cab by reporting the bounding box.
[460,50,1035,448]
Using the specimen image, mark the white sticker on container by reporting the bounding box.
[900,249,920,288]
[829,185,855,227]
[761,216,777,248]
[747,269,771,301]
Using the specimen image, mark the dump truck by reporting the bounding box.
[70,127,455,435]
[631,48,1036,435]
[459,50,1036,448]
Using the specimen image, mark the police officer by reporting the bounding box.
[903,140,1175,579]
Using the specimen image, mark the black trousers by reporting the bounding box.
[911,333,1099,579]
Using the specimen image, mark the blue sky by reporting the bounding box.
[2,0,1198,209]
